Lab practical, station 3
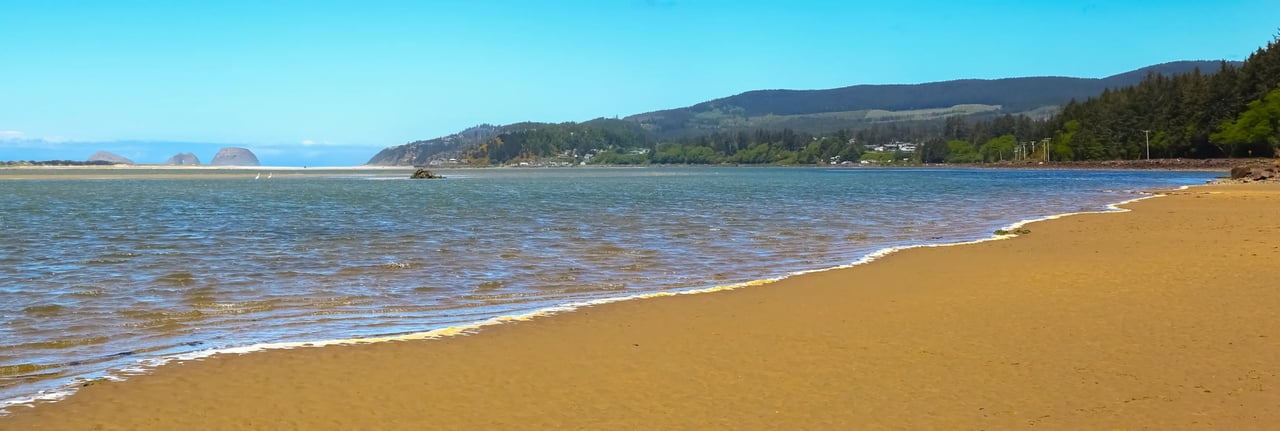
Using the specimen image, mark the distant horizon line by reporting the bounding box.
[4,58,1248,149]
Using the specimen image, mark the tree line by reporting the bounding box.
[941,35,1280,162]
[460,35,1279,166]
[463,123,939,166]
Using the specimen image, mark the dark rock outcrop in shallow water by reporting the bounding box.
[165,152,201,165]
[87,151,133,165]
[210,147,260,166]
[410,168,444,179]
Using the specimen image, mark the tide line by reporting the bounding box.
[0,188,1174,414]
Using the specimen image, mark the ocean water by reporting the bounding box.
[0,167,1215,409]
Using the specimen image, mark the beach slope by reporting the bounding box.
[3,183,1279,430]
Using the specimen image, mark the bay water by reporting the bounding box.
[0,167,1215,409]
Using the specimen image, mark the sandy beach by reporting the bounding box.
[2,182,1278,430]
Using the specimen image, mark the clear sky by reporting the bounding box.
[2,0,1276,166]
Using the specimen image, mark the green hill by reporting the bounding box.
[367,61,1237,166]
[626,61,1235,138]
[366,119,653,166]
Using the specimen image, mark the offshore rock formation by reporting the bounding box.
[87,151,133,165]
[409,168,444,179]
[165,152,201,165]
[210,147,260,166]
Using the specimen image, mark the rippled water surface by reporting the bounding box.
[0,167,1215,406]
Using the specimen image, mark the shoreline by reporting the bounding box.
[0,185,1172,414]
[2,157,1264,176]
[4,182,1278,429]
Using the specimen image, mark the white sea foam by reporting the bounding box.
[1,188,1183,415]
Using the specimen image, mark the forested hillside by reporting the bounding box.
[1041,41,1280,159]
[456,119,654,166]
[626,61,1227,138]
[920,37,1279,163]
[366,124,502,166]
[368,39,1277,167]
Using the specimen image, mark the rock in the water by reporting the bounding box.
[165,152,201,165]
[87,151,133,165]
[410,168,444,179]
[210,147,260,166]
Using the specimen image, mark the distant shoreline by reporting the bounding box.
[948,157,1257,172]
[0,165,417,180]
[1,158,1254,179]
[0,164,413,170]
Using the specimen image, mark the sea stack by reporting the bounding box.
[210,147,260,166]
[165,152,201,165]
[87,151,134,165]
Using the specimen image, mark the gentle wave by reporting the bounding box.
[0,168,1213,413]
[1,187,1173,413]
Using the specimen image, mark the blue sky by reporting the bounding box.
[1,0,1276,166]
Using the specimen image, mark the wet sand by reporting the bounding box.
[3,183,1279,430]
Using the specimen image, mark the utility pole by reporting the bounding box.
[1142,130,1151,160]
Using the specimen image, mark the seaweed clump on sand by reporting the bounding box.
[994,228,1032,236]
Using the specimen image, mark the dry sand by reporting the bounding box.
[3,183,1279,430]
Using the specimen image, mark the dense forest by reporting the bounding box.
[625,61,1225,139]
[1054,43,1280,159]
[914,38,1280,162]
[373,35,1279,167]
[922,36,1279,163]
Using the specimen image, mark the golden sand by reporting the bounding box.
[3,183,1278,430]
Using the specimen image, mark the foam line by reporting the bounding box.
[0,187,1178,414]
